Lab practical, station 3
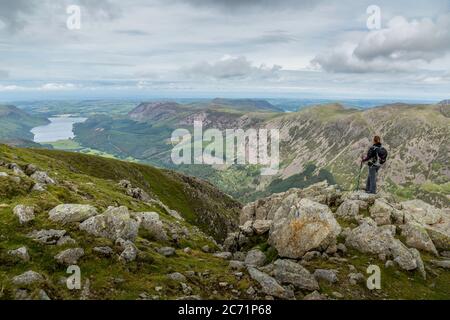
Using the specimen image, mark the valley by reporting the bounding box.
[1,98,448,207]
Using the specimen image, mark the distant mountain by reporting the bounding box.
[128,102,186,122]
[209,98,283,112]
[73,101,449,206]
[268,102,450,206]
[0,105,49,142]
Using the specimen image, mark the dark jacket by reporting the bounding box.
[362,143,382,166]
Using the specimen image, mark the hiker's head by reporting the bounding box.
[373,136,381,144]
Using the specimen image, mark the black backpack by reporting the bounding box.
[373,146,388,166]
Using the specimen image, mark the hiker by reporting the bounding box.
[361,136,388,194]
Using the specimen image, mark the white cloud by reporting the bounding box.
[313,14,450,73]
[40,83,77,91]
[0,83,77,92]
[183,56,282,80]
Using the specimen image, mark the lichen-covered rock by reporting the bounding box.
[271,259,319,291]
[424,225,450,251]
[116,239,138,263]
[268,199,341,259]
[244,249,267,267]
[303,290,327,300]
[8,246,30,262]
[430,259,450,269]
[335,200,366,221]
[252,220,272,235]
[93,246,114,257]
[157,247,176,257]
[133,212,168,241]
[30,171,55,185]
[314,269,338,284]
[346,219,422,271]
[13,205,35,224]
[49,204,98,224]
[400,222,438,256]
[345,219,393,256]
[247,267,294,299]
[8,163,25,176]
[213,252,233,260]
[12,271,44,287]
[54,248,85,265]
[390,241,418,271]
[342,191,379,205]
[223,232,249,252]
[27,229,66,245]
[401,199,442,225]
[56,236,77,246]
[239,181,342,225]
[167,272,186,282]
[369,199,395,226]
[229,260,245,271]
[24,164,38,176]
[79,206,139,241]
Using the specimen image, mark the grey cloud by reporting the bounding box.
[0,0,36,31]
[0,0,119,33]
[354,15,450,62]
[0,69,10,79]
[183,56,282,80]
[313,14,450,73]
[175,0,319,12]
[115,29,152,36]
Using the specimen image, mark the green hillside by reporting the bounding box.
[0,144,246,300]
[0,105,49,142]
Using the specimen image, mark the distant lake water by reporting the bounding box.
[31,115,87,143]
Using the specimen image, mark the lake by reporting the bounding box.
[31,115,87,143]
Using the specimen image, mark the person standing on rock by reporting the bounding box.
[361,136,388,194]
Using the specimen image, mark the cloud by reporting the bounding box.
[0,82,77,92]
[175,0,320,12]
[0,0,37,31]
[0,70,10,79]
[312,14,450,73]
[182,56,282,80]
[114,29,151,36]
[0,0,119,33]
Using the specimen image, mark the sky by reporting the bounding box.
[0,0,449,101]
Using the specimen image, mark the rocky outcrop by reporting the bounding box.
[13,205,35,224]
[118,180,151,202]
[244,249,266,267]
[30,171,55,185]
[345,219,423,271]
[247,267,294,299]
[132,212,167,241]
[27,229,67,245]
[49,204,98,224]
[400,222,439,256]
[240,181,341,225]
[79,206,139,241]
[271,259,319,291]
[268,198,341,259]
[8,247,30,262]
[54,248,85,265]
[12,271,44,287]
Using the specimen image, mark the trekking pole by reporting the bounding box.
[354,160,363,191]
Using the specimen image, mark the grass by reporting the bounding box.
[0,143,247,300]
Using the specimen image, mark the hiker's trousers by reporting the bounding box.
[366,165,379,194]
